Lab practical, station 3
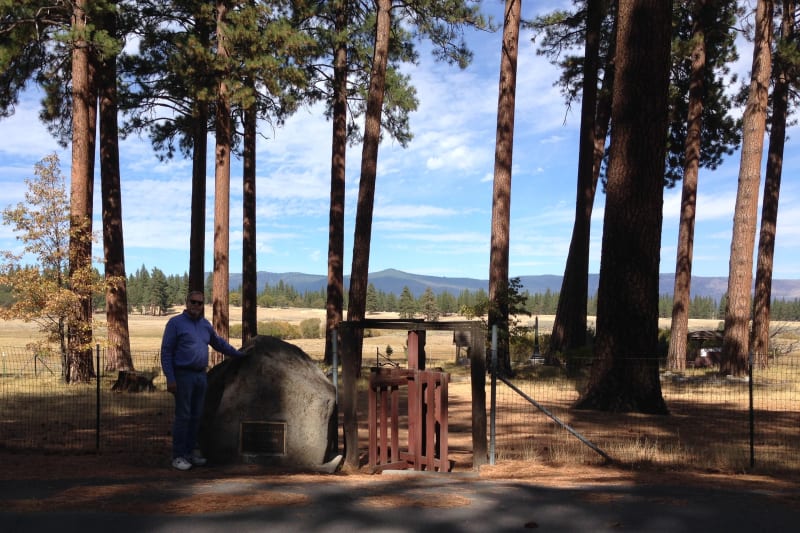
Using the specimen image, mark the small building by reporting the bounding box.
[687,330,723,368]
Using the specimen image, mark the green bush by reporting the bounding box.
[257,320,301,339]
[231,319,321,340]
[300,318,322,339]
[510,333,536,364]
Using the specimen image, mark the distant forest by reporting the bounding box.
[119,266,800,322]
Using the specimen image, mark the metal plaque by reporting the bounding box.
[240,421,286,456]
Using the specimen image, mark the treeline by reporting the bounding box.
[121,266,800,321]
[126,266,189,315]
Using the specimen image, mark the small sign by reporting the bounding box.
[240,421,286,456]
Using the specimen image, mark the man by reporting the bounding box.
[160,290,246,470]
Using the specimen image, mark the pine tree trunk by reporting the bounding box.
[189,101,208,293]
[98,11,133,372]
[67,0,95,383]
[752,0,792,368]
[189,4,211,294]
[344,0,391,469]
[668,1,708,371]
[346,0,390,358]
[212,0,232,366]
[549,0,605,358]
[488,0,520,378]
[325,5,348,365]
[574,0,670,414]
[721,0,773,376]
[242,94,257,342]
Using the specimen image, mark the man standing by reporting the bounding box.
[161,290,246,470]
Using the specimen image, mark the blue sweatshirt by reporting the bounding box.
[160,310,244,384]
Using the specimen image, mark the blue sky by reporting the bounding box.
[1,0,799,281]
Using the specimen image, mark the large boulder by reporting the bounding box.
[199,335,339,471]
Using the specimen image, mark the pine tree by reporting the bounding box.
[420,287,440,321]
[398,286,417,319]
[366,283,379,314]
[148,268,170,316]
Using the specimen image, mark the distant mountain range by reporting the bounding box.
[228,268,800,302]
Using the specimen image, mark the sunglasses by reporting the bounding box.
[189,299,204,305]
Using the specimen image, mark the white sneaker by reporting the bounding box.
[189,450,207,466]
[172,456,192,471]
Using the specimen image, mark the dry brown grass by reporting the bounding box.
[0,307,743,358]
[0,307,470,361]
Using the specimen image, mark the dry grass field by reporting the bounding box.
[1,306,470,360]
[0,305,489,373]
[0,304,731,358]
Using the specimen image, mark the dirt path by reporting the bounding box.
[2,451,799,533]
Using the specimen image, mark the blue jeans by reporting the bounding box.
[172,369,208,459]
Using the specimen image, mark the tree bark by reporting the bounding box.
[325,2,348,365]
[98,9,133,372]
[721,0,773,376]
[67,0,95,383]
[574,0,670,414]
[344,0,391,469]
[752,0,792,368]
[346,0,390,359]
[189,109,208,293]
[188,3,211,295]
[242,90,257,342]
[212,0,232,365]
[667,0,709,371]
[549,0,605,358]
[488,0,521,378]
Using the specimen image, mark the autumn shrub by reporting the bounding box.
[300,318,321,339]
[257,320,301,339]
[230,320,298,340]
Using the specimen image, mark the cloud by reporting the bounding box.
[0,100,64,159]
[375,203,460,220]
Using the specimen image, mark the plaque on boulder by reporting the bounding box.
[199,335,341,472]
[240,421,286,456]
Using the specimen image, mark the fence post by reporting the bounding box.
[331,327,338,400]
[469,323,488,468]
[749,349,754,468]
[96,343,101,451]
[490,325,497,465]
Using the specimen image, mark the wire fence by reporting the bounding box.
[491,354,800,475]
[0,342,451,460]
[0,346,173,457]
[3,341,798,476]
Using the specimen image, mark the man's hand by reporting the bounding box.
[167,382,177,395]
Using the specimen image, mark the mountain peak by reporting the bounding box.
[223,271,800,301]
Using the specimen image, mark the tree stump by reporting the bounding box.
[111,370,156,393]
